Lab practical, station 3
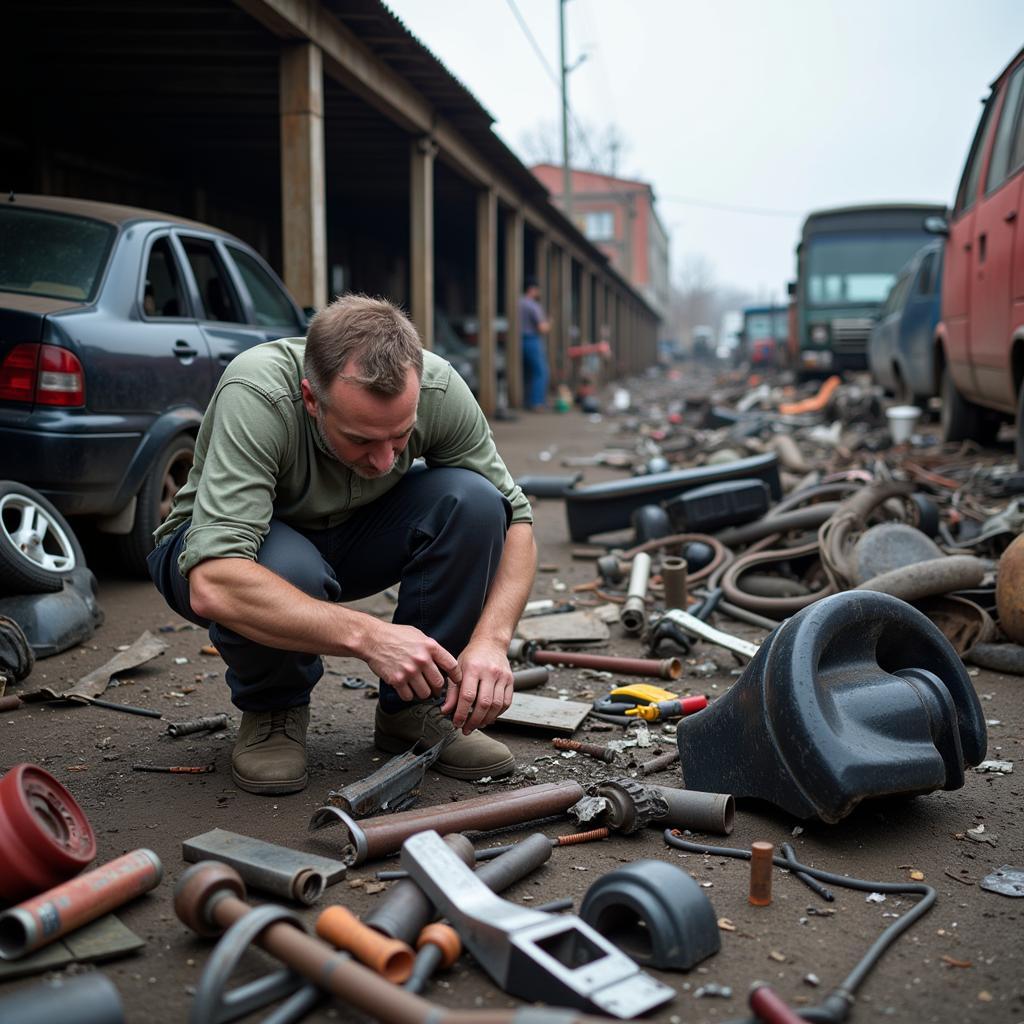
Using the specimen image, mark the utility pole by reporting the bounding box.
[560,0,572,223]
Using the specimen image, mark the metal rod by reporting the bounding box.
[132,763,215,774]
[514,644,683,680]
[638,748,680,775]
[552,738,615,763]
[512,666,549,691]
[646,785,734,835]
[166,713,229,737]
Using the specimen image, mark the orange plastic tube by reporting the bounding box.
[316,905,415,983]
[417,923,461,968]
[778,375,840,415]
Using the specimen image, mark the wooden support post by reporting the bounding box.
[505,207,524,409]
[558,248,572,387]
[577,270,592,391]
[279,41,327,311]
[476,187,498,417]
[410,136,436,349]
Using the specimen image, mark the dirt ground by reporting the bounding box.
[1,380,1022,1023]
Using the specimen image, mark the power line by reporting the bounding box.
[660,194,804,218]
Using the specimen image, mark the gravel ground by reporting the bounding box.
[1,381,1022,1023]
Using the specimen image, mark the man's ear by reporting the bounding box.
[300,378,319,418]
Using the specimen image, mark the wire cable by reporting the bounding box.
[663,831,937,1023]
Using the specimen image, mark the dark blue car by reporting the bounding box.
[868,239,943,404]
[0,194,308,576]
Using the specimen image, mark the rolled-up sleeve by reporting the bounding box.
[424,366,533,525]
[176,382,290,576]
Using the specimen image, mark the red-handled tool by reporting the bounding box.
[625,695,708,721]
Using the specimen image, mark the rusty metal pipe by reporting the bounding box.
[509,640,682,680]
[661,555,688,610]
[639,748,680,775]
[715,502,841,549]
[646,785,734,835]
[166,713,229,737]
[0,695,23,712]
[552,737,615,763]
[0,849,162,959]
[473,832,554,892]
[310,782,584,867]
[175,862,606,1024]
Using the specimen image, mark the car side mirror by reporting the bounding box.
[923,215,949,237]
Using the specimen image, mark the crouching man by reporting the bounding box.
[149,294,535,794]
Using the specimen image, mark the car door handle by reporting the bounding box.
[1006,209,1018,223]
[217,353,233,364]
[173,339,199,358]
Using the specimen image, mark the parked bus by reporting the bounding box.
[741,304,788,366]
[793,203,945,375]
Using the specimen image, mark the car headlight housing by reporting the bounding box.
[810,324,830,345]
[802,350,833,369]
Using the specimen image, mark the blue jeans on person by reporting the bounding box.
[522,333,548,409]
[147,466,510,713]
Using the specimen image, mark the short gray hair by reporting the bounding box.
[304,294,424,401]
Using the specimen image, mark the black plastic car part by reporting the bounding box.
[675,590,987,823]
[0,568,104,658]
[514,473,583,499]
[563,453,781,541]
[665,478,771,534]
[579,859,720,971]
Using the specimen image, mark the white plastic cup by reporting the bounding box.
[887,405,921,445]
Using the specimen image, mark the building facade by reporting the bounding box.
[531,165,670,321]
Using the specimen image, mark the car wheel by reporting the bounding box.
[116,434,195,577]
[0,481,86,595]
[892,366,914,406]
[940,366,999,446]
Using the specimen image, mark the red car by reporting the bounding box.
[934,46,1024,458]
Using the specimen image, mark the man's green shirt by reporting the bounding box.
[155,339,532,577]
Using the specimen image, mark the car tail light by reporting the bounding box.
[0,344,85,407]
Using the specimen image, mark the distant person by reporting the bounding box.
[519,277,551,411]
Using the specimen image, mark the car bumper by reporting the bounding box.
[0,423,141,515]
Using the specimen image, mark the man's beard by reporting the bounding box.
[316,410,392,480]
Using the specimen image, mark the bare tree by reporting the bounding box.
[519,119,630,177]
[667,254,755,352]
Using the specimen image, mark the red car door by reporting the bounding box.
[970,61,1024,410]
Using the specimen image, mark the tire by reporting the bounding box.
[116,434,195,576]
[0,481,86,595]
[940,366,999,446]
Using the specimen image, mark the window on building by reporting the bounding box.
[584,210,614,241]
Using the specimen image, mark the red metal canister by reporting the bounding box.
[0,763,97,904]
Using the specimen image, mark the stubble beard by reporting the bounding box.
[316,410,391,480]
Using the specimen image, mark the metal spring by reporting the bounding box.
[555,827,610,846]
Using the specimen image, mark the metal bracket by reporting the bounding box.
[325,734,455,818]
[657,608,760,660]
[400,830,674,1018]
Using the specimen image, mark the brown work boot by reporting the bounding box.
[231,706,309,795]
[374,702,515,781]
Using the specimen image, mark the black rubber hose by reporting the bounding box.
[663,831,937,1024]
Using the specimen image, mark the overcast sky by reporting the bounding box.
[385,0,1023,301]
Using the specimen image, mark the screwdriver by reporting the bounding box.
[625,694,708,721]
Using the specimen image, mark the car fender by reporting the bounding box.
[106,407,201,518]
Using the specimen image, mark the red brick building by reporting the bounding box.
[531,164,670,320]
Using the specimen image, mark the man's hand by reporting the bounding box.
[363,622,462,704]
[441,638,514,734]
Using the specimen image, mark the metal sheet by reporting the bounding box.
[515,610,610,644]
[980,865,1024,897]
[498,693,591,733]
[0,915,143,981]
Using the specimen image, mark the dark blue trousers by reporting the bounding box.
[148,467,510,712]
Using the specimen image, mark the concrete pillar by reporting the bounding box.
[410,136,436,349]
[476,187,498,417]
[504,207,524,408]
[279,42,327,311]
[577,269,592,390]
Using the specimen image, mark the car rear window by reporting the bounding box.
[0,207,115,302]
